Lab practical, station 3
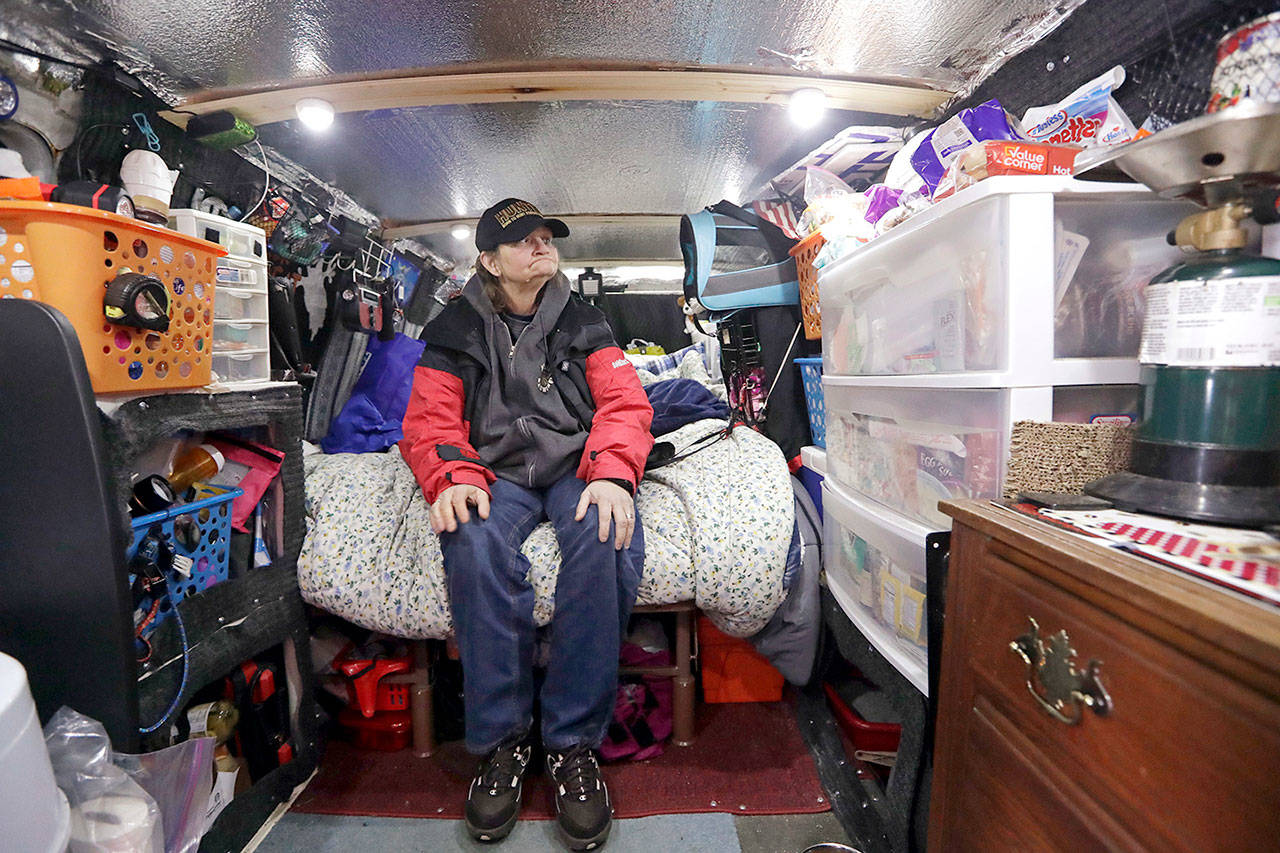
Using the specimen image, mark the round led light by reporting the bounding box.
[788,88,827,128]
[0,74,18,121]
[450,224,471,241]
[295,97,335,131]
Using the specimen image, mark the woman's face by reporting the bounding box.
[486,225,559,286]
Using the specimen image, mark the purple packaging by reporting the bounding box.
[910,99,1024,196]
[863,185,904,224]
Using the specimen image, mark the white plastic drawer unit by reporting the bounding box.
[213,288,269,321]
[212,320,269,352]
[818,176,1197,384]
[212,350,270,385]
[169,209,268,264]
[822,479,938,695]
[215,257,268,292]
[822,378,1140,528]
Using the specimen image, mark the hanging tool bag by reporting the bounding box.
[680,200,799,314]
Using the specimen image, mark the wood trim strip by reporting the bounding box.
[161,66,952,128]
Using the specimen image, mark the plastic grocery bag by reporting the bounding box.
[44,707,165,853]
[114,738,215,853]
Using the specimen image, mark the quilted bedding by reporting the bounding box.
[298,418,794,640]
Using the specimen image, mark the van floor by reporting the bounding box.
[251,809,854,852]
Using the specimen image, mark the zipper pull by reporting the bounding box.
[508,343,516,360]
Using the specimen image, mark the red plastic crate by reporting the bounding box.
[823,682,901,754]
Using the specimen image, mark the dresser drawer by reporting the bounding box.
[958,540,1280,852]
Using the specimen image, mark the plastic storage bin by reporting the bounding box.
[212,351,270,384]
[822,377,1140,528]
[822,479,936,694]
[213,288,268,321]
[0,201,226,392]
[214,257,266,292]
[212,320,269,351]
[795,357,826,447]
[697,617,784,703]
[169,209,266,263]
[127,483,243,627]
[818,177,1196,383]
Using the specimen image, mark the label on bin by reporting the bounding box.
[1140,276,1280,367]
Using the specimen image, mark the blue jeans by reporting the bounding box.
[439,474,644,754]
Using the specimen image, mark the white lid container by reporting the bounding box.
[0,652,71,853]
[168,209,267,264]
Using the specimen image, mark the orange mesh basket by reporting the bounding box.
[0,201,226,392]
[789,232,825,340]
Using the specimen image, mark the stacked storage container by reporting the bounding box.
[817,176,1197,695]
[168,210,272,387]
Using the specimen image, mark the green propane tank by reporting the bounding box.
[1087,203,1280,525]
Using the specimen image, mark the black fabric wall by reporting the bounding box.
[597,292,692,353]
[956,0,1278,125]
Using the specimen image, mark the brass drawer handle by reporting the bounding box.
[1009,617,1112,725]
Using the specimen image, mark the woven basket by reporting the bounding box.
[1003,421,1134,499]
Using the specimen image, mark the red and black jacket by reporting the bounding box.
[399,275,653,504]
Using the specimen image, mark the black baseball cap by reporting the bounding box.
[475,198,569,252]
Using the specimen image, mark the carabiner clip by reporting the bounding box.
[132,112,161,152]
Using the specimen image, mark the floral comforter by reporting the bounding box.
[298,418,793,639]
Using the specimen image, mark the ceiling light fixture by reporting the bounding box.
[295,97,335,131]
[788,88,827,129]
[450,224,471,241]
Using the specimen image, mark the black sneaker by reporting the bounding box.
[464,737,534,842]
[546,745,612,851]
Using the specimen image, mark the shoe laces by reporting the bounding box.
[480,742,531,793]
[550,745,602,801]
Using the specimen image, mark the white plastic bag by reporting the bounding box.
[44,707,165,853]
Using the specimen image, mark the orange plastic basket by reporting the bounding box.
[789,232,825,340]
[0,201,226,392]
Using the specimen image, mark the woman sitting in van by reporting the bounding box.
[400,198,653,850]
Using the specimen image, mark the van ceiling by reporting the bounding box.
[5,0,1086,268]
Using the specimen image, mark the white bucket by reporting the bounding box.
[0,653,71,853]
[119,150,179,207]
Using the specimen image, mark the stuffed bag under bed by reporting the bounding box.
[298,418,794,640]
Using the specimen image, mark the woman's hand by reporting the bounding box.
[575,480,635,550]
[430,484,490,534]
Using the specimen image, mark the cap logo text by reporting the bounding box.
[494,201,540,228]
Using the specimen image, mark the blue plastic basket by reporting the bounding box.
[128,482,242,628]
[795,357,825,448]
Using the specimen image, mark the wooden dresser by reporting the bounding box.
[930,501,1280,852]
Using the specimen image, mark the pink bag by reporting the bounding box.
[600,643,673,762]
[208,435,285,532]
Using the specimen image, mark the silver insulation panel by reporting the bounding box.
[3,0,1086,267]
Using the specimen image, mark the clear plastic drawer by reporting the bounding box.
[818,178,1196,381]
[822,479,936,694]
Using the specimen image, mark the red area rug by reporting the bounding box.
[293,700,830,819]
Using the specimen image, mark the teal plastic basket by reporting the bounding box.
[795,357,825,448]
[128,482,242,627]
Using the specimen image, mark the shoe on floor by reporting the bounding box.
[546,745,612,851]
[465,736,534,842]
